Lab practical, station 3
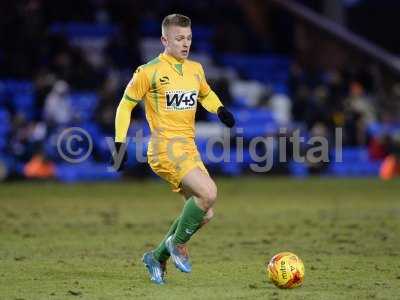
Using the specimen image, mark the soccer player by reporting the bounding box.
[113,14,235,284]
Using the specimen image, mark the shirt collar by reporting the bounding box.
[159,53,185,75]
[159,52,185,65]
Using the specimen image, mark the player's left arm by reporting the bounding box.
[197,64,235,128]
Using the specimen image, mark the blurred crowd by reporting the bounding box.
[1,0,400,180]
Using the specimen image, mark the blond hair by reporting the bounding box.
[162,14,191,35]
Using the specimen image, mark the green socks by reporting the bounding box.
[153,216,180,262]
[173,197,206,245]
[152,197,206,262]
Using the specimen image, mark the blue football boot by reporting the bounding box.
[165,236,191,273]
[142,251,166,285]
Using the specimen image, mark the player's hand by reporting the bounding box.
[217,106,235,128]
[111,142,128,172]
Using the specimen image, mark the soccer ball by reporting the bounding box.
[267,252,305,289]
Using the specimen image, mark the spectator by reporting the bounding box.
[24,152,55,179]
[379,132,400,180]
[268,84,292,125]
[43,80,72,126]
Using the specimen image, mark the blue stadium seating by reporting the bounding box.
[328,147,381,176]
[219,54,291,85]
[0,68,387,181]
[221,160,242,176]
[0,109,10,152]
[0,80,36,120]
[207,107,278,139]
[0,137,7,152]
[192,26,214,53]
[44,124,97,162]
[55,162,121,182]
[367,122,400,137]
[13,93,36,120]
[139,19,160,36]
[208,107,275,124]
[0,109,10,133]
[0,155,24,177]
[0,82,6,105]
[1,80,33,94]
[69,92,98,122]
[50,22,117,39]
[288,161,309,177]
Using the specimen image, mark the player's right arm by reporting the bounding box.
[115,66,149,142]
[113,66,149,171]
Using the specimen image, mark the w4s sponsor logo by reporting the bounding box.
[165,90,198,110]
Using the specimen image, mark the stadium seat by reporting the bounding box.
[192,26,214,53]
[2,80,33,94]
[288,161,309,177]
[0,137,7,152]
[55,162,121,182]
[0,82,6,105]
[208,107,275,124]
[328,147,381,177]
[208,107,278,139]
[139,19,160,36]
[0,80,36,120]
[50,22,117,39]
[13,93,36,120]
[69,92,98,122]
[340,147,369,162]
[367,122,400,137]
[219,54,291,85]
[221,160,242,176]
[0,109,10,135]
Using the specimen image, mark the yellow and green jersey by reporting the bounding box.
[115,52,223,145]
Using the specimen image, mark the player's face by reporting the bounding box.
[162,26,192,60]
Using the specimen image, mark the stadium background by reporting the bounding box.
[1,0,400,181]
[1,1,400,299]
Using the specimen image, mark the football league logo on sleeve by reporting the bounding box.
[165,90,198,111]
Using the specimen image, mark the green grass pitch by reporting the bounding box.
[1,178,400,299]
